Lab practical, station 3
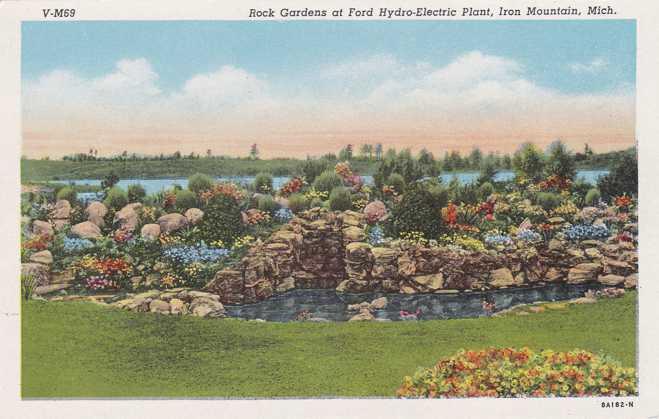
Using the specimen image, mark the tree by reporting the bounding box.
[418,148,439,177]
[545,140,576,180]
[249,143,259,160]
[338,144,353,161]
[597,150,638,200]
[374,148,424,189]
[375,143,383,161]
[468,148,483,170]
[359,144,373,160]
[512,143,545,182]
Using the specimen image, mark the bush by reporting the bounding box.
[389,180,447,238]
[301,158,330,185]
[535,192,562,210]
[288,193,309,214]
[187,173,214,194]
[253,172,273,194]
[56,186,77,203]
[309,197,324,209]
[103,187,128,210]
[312,170,343,194]
[479,182,494,200]
[597,151,638,200]
[513,143,545,182]
[328,187,352,211]
[256,195,279,213]
[584,188,601,206]
[397,347,636,398]
[175,189,197,212]
[198,195,245,245]
[386,173,406,195]
[545,140,576,180]
[127,184,146,203]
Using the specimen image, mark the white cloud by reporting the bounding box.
[320,53,401,79]
[568,57,609,74]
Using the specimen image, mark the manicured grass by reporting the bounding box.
[21,292,636,398]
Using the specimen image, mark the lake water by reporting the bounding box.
[70,169,608,200]
[223,283,605,322]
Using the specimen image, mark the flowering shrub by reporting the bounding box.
[400,231,428,246]
[62,237,95,254]
[396,347,637,398]
[441,202,458,226]
[440,234,486,252]
[85,276,117,290]
[242,209,271,225]
[113,229,134,243]
[161,243,229,265]
[199,182,245,203]
[551,201,578,218]
[367,225,386,246]
[363,200,387,224]
[564,224,609,241]
[232,235,255,250]
[303,188,328,202]
[614,195,633,209]
[538,175,572,191]
[334,161,353,179]
[22,234,50,251]
[279,177,304,197]
[274,207,294,223]
[516,229,542,243]
[352,198,368,211]
[72,255,133,290]
[484,232,513,248]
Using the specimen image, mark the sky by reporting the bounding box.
[22,20,636,158]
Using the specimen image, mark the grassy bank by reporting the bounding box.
[21,292,636,398]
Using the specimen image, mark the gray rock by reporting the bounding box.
[158,213,189,234]
[149,299,171,314]
[29,250,53,265]
[86,201,108,227]
[567,263,602,284]
[51,199,71,219]
[169,298,188,315]
[113,204,140,232]
[70,221,102,239]
[597,274,625,286]
[32,220,53,237]
[489,268,518,287]
[184,208,204,225]
[140,223,161,240]
[624,273,638,289]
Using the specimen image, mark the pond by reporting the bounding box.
[223,283,606,322]
[70,169,609,201]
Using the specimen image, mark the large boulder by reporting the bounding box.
[29,250,53,265]
[51,200,71,219]
[411,273,444,292]
[489,268,518,287]
[70,221,102,239]
[113,203,141,232]
[140,223,161,240]
[624,273,638,289]
[86,201,108,227]
[184,208,204,225]
[149,299,171,314]
[189,297,225,318]
[158,213,189,234]
[342,226,365,243]
[32,220,53,238]
[567,263,602,284]
[597,274,625,286]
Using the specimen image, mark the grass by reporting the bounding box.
[21,291,636,398]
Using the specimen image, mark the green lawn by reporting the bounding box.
[21,292,637,398]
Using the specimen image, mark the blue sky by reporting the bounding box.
[23,20,635,94]
[21,20,636,158]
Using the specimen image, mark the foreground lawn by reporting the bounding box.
[22,292,636,398]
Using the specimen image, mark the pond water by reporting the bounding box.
[223,283,606,322]
[70,169,608,202]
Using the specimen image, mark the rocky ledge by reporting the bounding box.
[111,288,225,317]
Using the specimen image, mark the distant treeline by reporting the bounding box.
[21,142,634,181]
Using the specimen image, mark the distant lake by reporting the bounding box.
[72,170,608,201]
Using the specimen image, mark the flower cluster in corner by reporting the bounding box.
[396,347,637,398]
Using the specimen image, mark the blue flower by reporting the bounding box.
[516,229,542,243]
[484,233,513,247]
[564,224,609,241]
[368,225,386,246]
[274,208,293,223]
[162,243,230,264]
[63,237,95,253]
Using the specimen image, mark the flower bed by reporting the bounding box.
[396,347,637,398]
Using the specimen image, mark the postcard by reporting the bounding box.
[1,0,658,417]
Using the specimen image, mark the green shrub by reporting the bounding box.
[103,187,128,211]
[373,150,424,189]
[397,347,636,398]
[328,187,352,211]
[175,189,197,212]
[187,173,214,194]
[127,184,146,203]
[535,192,562,210]
[313,170,343,193]
[513,143,545,182]
[479,182,494,200]
[386,173,406,195]
[301,158,330,185]
[56,186,77,203]
[584,188,601,206]
[597,150,638,200]
[545,140,576,180]
[288,193,309,213]
[389,180,447,238]
[199,195,245,245]
[253,172,273,194]
[449,182,480,205]
[257,195,279,213]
